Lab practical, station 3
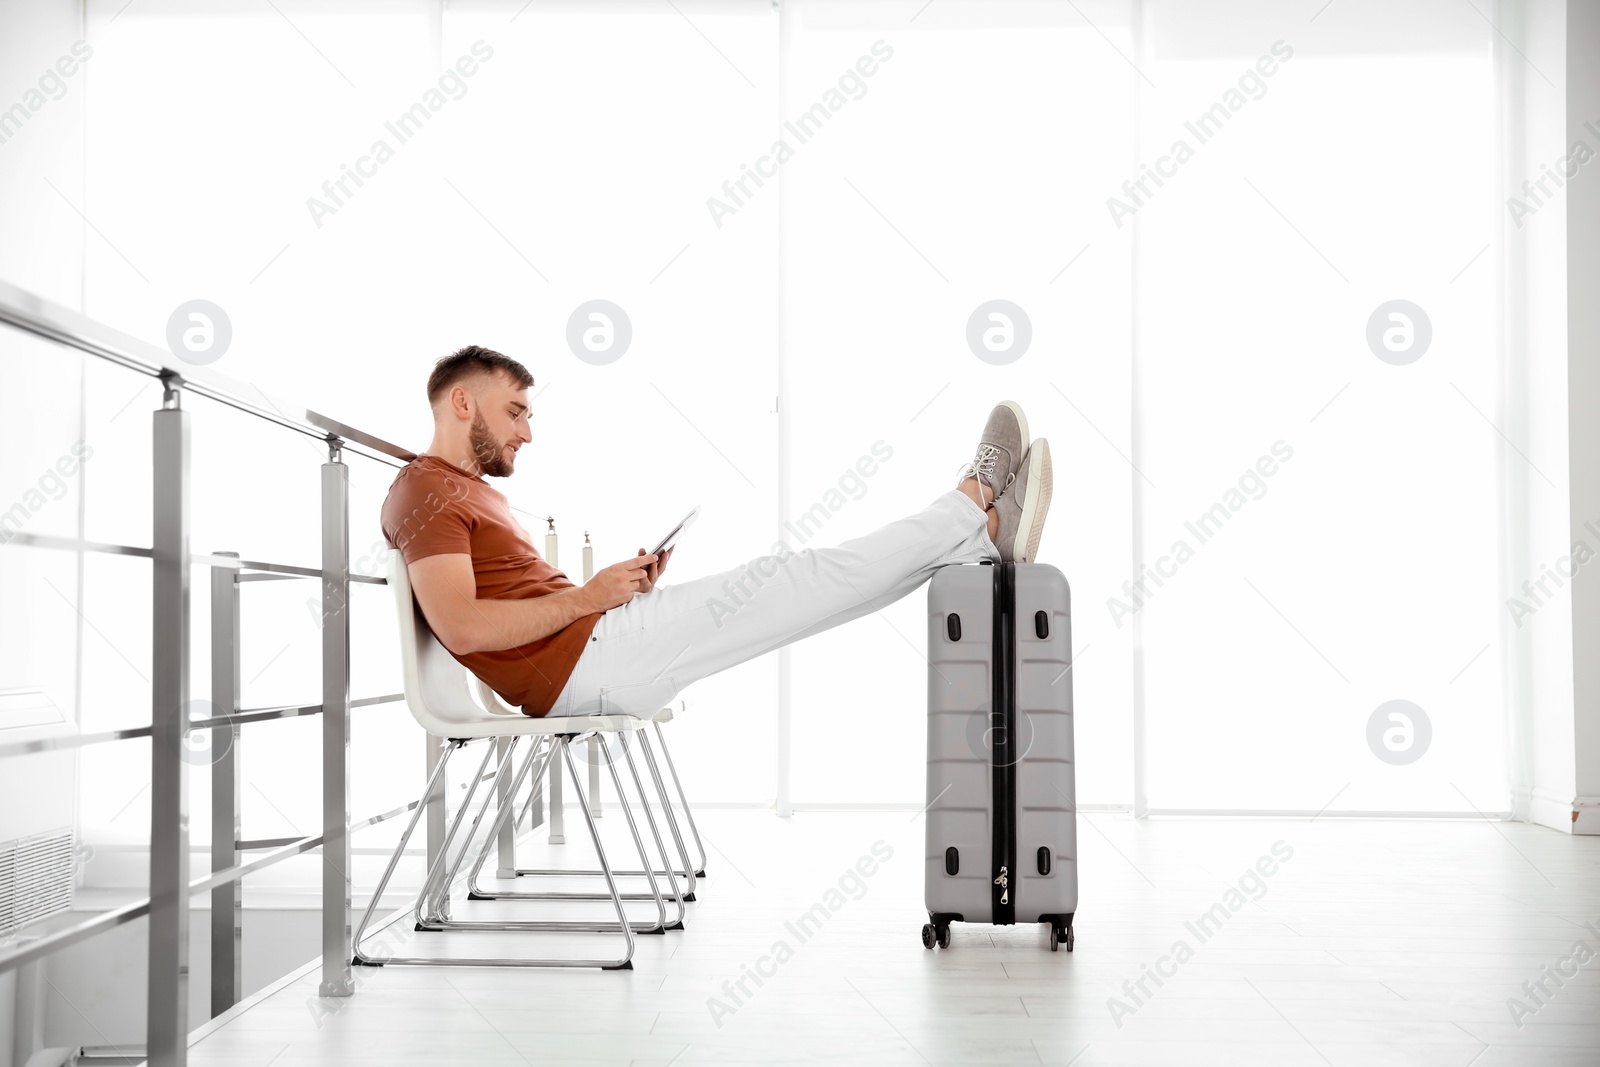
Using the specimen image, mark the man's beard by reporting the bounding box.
[468,411,515,477]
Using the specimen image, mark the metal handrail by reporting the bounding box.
[0,742,512,977]
[351,693,405,709]
[0,696,406,759]
[182,694,408,730]
[0,531,155,559]
[5,533,389,587]
[0,795,424,974]
[195,554,387,585]
[0,723,156,759]
[0,278,416,468]
[0,279,443,1065]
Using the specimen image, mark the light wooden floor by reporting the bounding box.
[183,810,1600,1066]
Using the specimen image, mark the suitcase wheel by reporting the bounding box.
[1049,924,1074,952]
[921,923,953,950]
[937,925,951,949]
[921,924,936,950]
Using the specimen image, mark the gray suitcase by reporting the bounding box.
[924,559,1077,951]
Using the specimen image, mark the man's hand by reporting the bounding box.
[583,552,660,611]
[635,545,672,594]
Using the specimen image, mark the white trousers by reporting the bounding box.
[548,488,1000,718]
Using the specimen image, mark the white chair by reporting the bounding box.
[351,551,676,970]
[412,584,693,934]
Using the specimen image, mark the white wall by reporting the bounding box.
[0,3,91,1057]
[1498,0,1579,833]
[0,0,89,801]
[0,0,1591,901]
[1134,1,1513,814]
[5,1,1594,1059]
[1564,0,1600,833]
[0,0,84,308]
[778,0,1137,807]
[48,0,784,857]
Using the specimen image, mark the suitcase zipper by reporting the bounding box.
[991,562,1017,925]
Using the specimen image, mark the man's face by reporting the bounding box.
[466,374,533,478]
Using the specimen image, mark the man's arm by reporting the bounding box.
[407,551,657,655]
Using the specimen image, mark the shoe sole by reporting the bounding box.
[1011,439,1052,565]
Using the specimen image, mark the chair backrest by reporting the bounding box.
[386,549,512,733]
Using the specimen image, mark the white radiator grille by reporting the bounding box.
[0,828,75,936]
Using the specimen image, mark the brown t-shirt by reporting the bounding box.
[379,453,600,715]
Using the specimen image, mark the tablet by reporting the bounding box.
[650,505,700,556]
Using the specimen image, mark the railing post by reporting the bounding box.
[319,440,354,997]
[210,551,241,1017]
[148,375,190,1067]
[13,958,44,1065]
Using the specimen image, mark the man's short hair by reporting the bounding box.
[426,345,534,407]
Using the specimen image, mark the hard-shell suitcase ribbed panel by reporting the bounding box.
[1012,564,1077,920]
[925,565,995,918]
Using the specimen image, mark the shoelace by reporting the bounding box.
[958,443,1015,507]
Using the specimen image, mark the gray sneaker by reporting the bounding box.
[959,401,1029,509]
[993,438,1052,564]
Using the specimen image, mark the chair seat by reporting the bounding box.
[475,673,677,729]
[440,711,650,739]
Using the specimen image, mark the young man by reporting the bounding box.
[380,345,1053,719]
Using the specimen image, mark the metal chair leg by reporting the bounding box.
[493,732,697,890]
[513,747,548,832]
[415,739,499,925]
[652,721,708,877]
[631,731,698,901]
[466,736,553,896]
[459,734,672,916]
[495,736,518,877]
[614,731,694,902]
[562,736,637,968]
[359,736,638,970]
[427,736,638,932]
[599,732,685,926]
[468,732,686,922]
[431,735,527,904]
[352,739,459,965]
[419,732,670,935]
